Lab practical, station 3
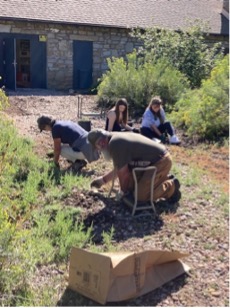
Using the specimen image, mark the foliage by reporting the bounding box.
[170,55,229,140]
[97,51,189,115]
[132,22,224,88]
[0,81,8,111]
[0,114,93,306]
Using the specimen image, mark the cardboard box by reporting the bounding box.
[68,247,190,304]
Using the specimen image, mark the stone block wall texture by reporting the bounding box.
[0,20,228,90]
[0,20,141,90]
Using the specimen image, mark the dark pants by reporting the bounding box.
[141,121,174,140]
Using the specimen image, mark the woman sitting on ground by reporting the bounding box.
[140,96,180,144]
[105,98,139,132]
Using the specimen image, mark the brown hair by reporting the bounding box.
[37,115,55,132]
[148,96,164,124]
[114,98,128,125]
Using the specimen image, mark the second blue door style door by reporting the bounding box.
[73,40,93,91]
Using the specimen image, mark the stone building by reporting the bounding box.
[0,0,228,91]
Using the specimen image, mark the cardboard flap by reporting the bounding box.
[107,259,190,302]
[143,250,189,267]
[139,260,190,297]
[103,251,133,269]
[68,247,111,305]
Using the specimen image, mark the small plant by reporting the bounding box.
[0,83,8,111]
[102,226,117,252]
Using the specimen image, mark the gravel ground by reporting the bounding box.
[4,89,229,307]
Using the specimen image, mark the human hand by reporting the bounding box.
[132,127,140,133]
[160,134,166,143]
[90,176,105,188]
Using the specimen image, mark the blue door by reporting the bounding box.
[3,38,16,90]
[73,40,93,90]
[30,38,46,88]
[0,34,46,90]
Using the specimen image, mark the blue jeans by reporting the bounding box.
[141,121,174,140]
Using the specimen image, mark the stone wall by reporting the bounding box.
[0,20,141,90]
[0,20,228,90]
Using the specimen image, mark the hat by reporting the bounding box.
[87,129,109,147]
[37,116,52,132]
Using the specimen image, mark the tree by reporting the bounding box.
[132,22,224,88]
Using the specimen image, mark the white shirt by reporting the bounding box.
[141,107,166,128]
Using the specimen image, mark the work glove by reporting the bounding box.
[90,176,105,188]
[132,127,140,133]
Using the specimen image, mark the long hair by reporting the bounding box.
[114,98,128,125]
[148,96,164,124]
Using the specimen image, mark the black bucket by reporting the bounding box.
[78,120,91,132]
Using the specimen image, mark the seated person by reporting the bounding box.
[37,115,100,169]
[105,98,139,133]
[87,129,181,204]
[140,96,180,144]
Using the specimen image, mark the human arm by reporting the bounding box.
[122,123,133,131]
[150,124,162,138]
[53,138,62,165]
[107,111,116,131]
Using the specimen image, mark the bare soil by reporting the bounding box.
[4,89,229,307]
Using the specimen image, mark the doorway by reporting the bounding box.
[0,34,47,90]
[73,40,93,91]
[16,39,31,88]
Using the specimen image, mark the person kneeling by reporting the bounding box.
[37,115,100,171]
[87,129,181,204]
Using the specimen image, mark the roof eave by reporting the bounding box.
[0,16,133,30]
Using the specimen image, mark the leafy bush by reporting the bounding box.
[97,51,189,116]
[170,55,229,140]
[132,22,224,88]
[0,82,8,111]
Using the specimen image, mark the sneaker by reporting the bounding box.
[169,135,181,144]
[168,178,181,203]
[152,138,161,143]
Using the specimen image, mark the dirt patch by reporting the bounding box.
[3,89,229,307]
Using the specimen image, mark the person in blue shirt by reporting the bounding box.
[141,96,180,144]
[37,115,100,170]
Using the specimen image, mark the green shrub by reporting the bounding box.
[132,22,223,88]
[170,55,229,140]
[97,52,189,116]
[0,84,8,111]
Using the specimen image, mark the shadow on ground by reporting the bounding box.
[57,272,189,306]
